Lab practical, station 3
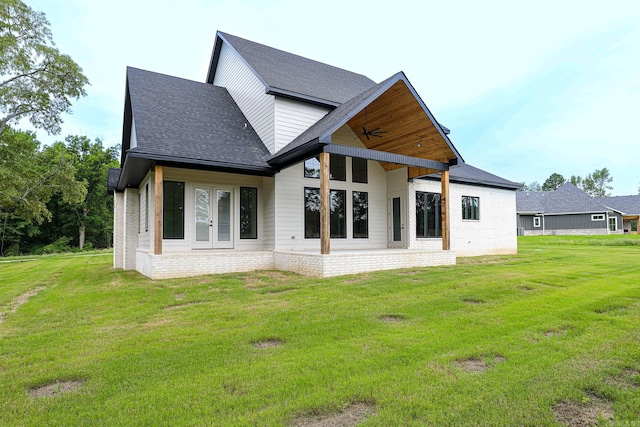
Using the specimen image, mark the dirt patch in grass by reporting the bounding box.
[29,380,83,398]
[554,395,614,426]
[462,297,484,304]
[606,368,640,390]
[544,327,569,338]
[0,286,45,324]
[252,338,284,348]
[343,275,370,284]
[291,402,376,427]
[379,314,405,323]
[163,301,206,310]
[455,356,504,373]
[518,285,535,291]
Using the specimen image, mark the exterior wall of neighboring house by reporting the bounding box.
[517,213,624,236]
[274,97,330,152]
[408,179,517,255]
[212,42,276,152]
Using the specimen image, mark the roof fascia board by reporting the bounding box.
[267,138,325,168]
[324,144,449,171]
[603,205,626,215]
[118,77,133,190]
[266,88,340,108]
[521,211,611,216]
[418,175,521,190]
[205,33,224,84]
[126,150,276,175]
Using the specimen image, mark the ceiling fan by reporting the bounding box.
[355,108,387,140]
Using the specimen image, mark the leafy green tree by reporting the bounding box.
[0,0,89,134]
[0,127,85,255]
[542,173,565,191]
[522,181,541,192]
[60,136,119,249]
[581,168,613,197]
[570,175,582,188]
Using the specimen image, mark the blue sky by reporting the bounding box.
[26,0,640,195]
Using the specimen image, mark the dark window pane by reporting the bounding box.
[240,187,258,239]
[392,197,401,241]
[352,191,368,238]
[462,196,479,220]
[352,157,368,183]
[330,189,346,238]
[330,154,346,181]
[145,183,149,232]
[163,181,184,239]
[304,187,320,238]
[416,191,441,238]
[304,157,320,178]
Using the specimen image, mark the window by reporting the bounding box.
[352,191,368,238]
[163,181,184,239]
[591,214,605,221]
[239,187,258,239]
[609,217,617,232]
[533,217,541,227]
[145,183,149,232]
[352,158,368,183]
[304,187,346,238]
[462,196,479,220]
[416,192,441,238]
[138,193,142,233]
[303,154,346,181]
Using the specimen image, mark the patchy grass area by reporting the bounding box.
[1,237,639,426]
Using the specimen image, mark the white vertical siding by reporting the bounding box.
[212,42,275,153]
[137,174,151,250]
[113,192,124,269]
[130,115,137,149]
[274,98,329,152]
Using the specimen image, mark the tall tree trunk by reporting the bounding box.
[78,207,88,250]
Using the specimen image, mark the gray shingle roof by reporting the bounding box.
[210,32,376,106]
[107,168,121,194]
[598,195,640,215]
[516,183,609,214]
[127,67,273,172]
[421,163,521,190]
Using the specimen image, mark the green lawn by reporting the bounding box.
[1,237,639,426]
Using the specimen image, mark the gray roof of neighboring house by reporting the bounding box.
[207,32,376,106]
[516,182,609,214]
[420,163,521,190]
[598,195,640,215]
[126,67,273,173]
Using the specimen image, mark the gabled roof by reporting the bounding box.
[516,183,610,214]
[268,72,462,169]
[207,32,376,107]
[117,67,274,190]
[598,195,640,216]
[420,164,521,190]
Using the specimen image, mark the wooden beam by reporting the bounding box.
[154,165,163,255]
[441,170,450,251]
[320,152,330,255]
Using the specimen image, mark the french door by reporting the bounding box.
[193,187,233,249]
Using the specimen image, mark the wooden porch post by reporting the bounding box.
[320,152,330,254]
[441,169,450,250]
[154,165,163,255]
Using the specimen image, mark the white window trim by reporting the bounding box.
[591,214,605,221]
[609,217,617,231]
[533,217,541,228]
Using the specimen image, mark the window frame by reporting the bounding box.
[303,154,346,181]
[533,216,541,228]
[462,195,480,221]
[609,216,617,232]
[416,191,442,238]
[239,187,258,240]
[351,157,368,184]
[591,214,605,221]
[304,187,347,239]
[162,181,185,240]
[352,191,368,239]
[145,183,149,232]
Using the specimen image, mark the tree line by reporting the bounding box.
[1,0,118,255]
[519,168,616,197]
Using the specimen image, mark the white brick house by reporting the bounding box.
[109,32,519,279]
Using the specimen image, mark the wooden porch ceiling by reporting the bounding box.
[346,80,457,177]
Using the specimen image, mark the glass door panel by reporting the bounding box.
[217,190,231,242]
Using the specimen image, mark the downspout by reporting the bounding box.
[542,214,545,236]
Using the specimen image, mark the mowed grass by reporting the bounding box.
[1,237,639,426]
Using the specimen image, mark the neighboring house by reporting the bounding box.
[598,195,640,234]
[108,31,520,279]
[516,183,623,236]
